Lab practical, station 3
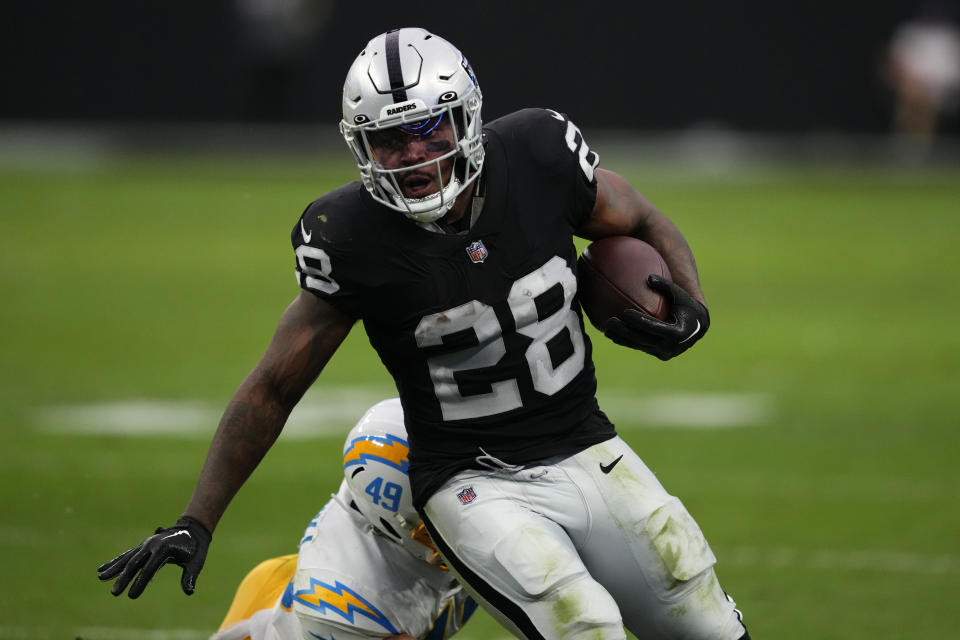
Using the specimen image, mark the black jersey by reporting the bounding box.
[292,108,616,507]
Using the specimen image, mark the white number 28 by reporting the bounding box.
[415,256,585,421]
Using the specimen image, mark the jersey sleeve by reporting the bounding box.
[291,191,366,318]
[509,107,600,228]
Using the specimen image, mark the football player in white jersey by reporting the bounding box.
[99,27,749,640]
[214,399,475,640]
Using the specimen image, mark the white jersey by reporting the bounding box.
[213,480,474,640]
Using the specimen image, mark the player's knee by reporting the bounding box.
[490,528,623,638]
[490,525,585,598]
[546,578,624,639]
[644,498,717,588]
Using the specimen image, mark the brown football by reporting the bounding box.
[577,236,672,331]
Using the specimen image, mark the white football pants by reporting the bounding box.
[421,436,747,640]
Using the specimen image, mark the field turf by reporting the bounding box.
[1,149,958,639]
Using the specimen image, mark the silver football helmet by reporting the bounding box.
[342,398,445,568]
[340,27,484,222]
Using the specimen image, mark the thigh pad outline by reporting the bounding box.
[644,497,717,586]
[492,522,587,599]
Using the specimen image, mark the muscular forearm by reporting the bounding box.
[180,293,354,532]
[182,372,292,532]
[633,214,706,307]
[582,169,707,307]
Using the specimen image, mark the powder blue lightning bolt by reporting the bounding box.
[294,578,399,634]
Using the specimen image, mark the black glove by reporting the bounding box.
[97,516,211,599]
[604,274,710,361]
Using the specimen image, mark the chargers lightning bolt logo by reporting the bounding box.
[343,434,410,473]
[294,578,399,634]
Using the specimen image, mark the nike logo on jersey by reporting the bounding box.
[679,320,701,344]
[160,530,191,542]
[301,219,312,243]
[599,455,623,474]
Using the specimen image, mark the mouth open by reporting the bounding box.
[401,171,439,199]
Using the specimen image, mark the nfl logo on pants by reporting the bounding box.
[457,486,477,505]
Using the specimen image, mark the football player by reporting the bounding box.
[99,28,749,640]
[131,399,474,640]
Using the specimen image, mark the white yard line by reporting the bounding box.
[597,391,773,428]
[34,390,773,438]
[33,388,393,439]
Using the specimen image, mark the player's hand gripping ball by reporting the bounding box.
[577,236,709,360]
[577,236,672,328]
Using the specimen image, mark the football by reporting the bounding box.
[577,236,672,331]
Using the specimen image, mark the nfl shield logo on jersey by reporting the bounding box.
[457,486,478,505]
[466,240,488,264]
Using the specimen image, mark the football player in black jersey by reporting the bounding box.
[99,27,749,640]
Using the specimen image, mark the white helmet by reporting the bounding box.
[342,398,445,568]
[339,27,484,223]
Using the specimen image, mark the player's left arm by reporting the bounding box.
[576,168,711,360]
[578,168,704,305]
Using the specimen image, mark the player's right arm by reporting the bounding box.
[98,291,355,598]
[183,290,355,532]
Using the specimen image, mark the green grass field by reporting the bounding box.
[1,148,958,639]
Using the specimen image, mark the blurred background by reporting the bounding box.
[3,0,960,154]
[1,1,958,639]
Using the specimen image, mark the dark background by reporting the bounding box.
[3,0,958,134]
